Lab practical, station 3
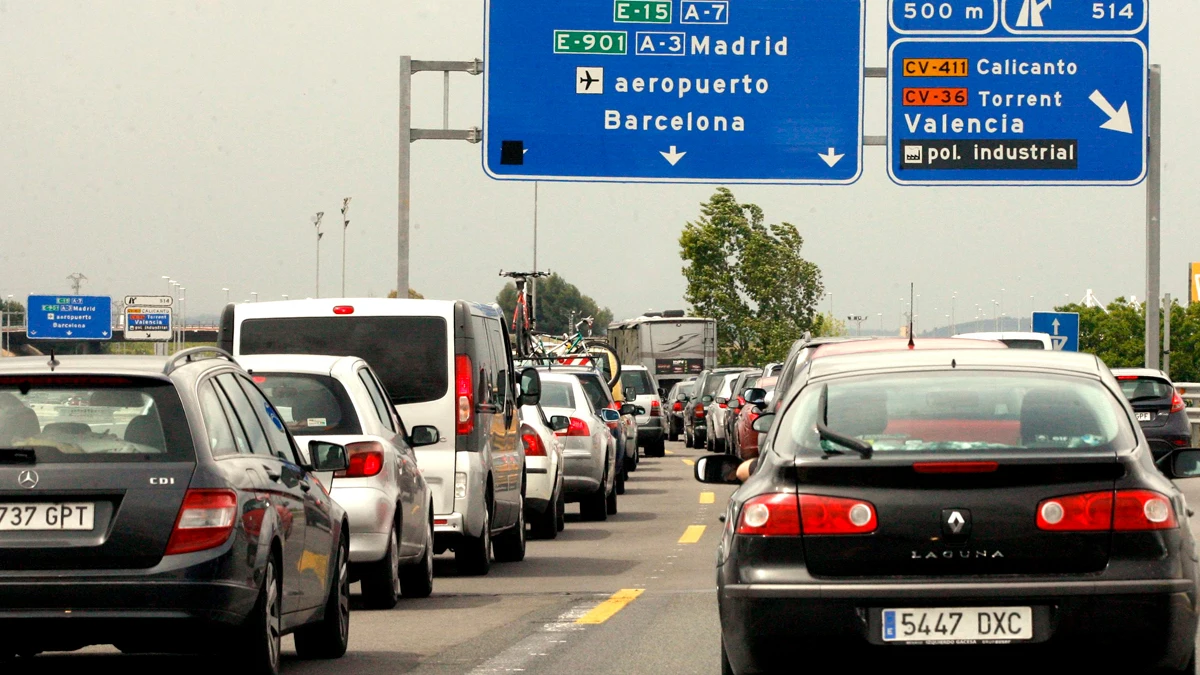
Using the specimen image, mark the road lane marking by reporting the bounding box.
[665,449,675,454]
[699,491,715,504]
[682,459,695,466]
[678,525,706,544]
[575,588,646,625]
[468,601,593,673]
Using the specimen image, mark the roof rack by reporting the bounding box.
[164,347,236,375]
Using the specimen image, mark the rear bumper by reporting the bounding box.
[331,485,394,563]
[721,579,1199,673]
[562,451,603,499]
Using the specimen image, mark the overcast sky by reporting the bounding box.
[1,0,1195,332]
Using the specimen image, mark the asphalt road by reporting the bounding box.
[10,439,739,674]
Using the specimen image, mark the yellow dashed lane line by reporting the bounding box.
[575,588,646,624]
[682,459,695,466]
[678,525,707,544]
[665,449,675,455]
[699,491,715,504]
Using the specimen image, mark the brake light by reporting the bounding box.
[1037,490,1177,531]
[521,425,546,456]
[737,396,745,407]
[337,441,385,478]
[747,410,761,425]
[1171,390,1186,414]
[650,400,661,417]
[165,489,238,555]
[913,462,999,474]
[694,403,706,419]
[556,417,590,437]
[455,354,474,435]
[672,401,683,412]
[332,305,354,315]
[799,495,877,535]
[736,493,801,536]
[1116,375,1139,380]
[718,401,728,409]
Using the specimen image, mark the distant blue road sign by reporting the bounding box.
[27,295,112,341]
[484,0,865,184]
[887,0,1148,185]
[1032,311,1079,352]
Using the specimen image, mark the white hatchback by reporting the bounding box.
[518,403,566,539]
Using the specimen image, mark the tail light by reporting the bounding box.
[672,401,683,412]
[455,354,474,435]
[1037,490,1177,532]
[165,489,238,555]
[332,305,354,315]
[555,417,590,437]
[799,494,877,535]
[736,396,745,408]
[694,403,706,419]
[913,462,999,474]
[737,493,801,536]
[650,400,661,417]
[1171,390,1186,414]
[718,400,728,409]
[337,441,385,478]
[521,425,546,456]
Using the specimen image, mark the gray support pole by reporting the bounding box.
[1164,293,1172,376]
[531,182,538,328]
[398,56,413,299]
[1145,65,1161,370]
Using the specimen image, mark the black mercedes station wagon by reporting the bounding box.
[0,349,351,674]
[698,347,1200,674]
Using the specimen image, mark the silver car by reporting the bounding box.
[239,354,436,609]
[537,370,617,522]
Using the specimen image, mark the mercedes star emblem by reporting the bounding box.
[17,470,39,489]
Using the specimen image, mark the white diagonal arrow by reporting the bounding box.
[818,147,844,167]
[1089,90,1133,134]
[659,146,686,166]
[1051,318,1060,335]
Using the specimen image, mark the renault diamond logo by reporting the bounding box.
[947,511,966,533]
[941,508,971,540]
[17,470,39,489]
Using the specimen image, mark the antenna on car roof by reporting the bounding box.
[47,348,59,372]
[907,283,915,349]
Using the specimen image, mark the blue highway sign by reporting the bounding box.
[887,0,1148,185]
[484,0,865,184]
[1032,310,1079,352]
[27,295,112,341]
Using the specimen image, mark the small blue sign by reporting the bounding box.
[484,0,866,184]
[27,295,112,341]
[887,0,1148,185]
[1032,311,1080,352]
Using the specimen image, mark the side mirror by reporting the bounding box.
[600,408,621,423]
[744,388,767,406]
[701,395,714,404]
[658,388,666,399]
[636,406,646,415]
[624,387,636,401]
[519,367,542,406]
[1163,448,1200,479]
[409,425,440,447]
[308,441,350,472]
[549,415,571,432]
[694,454,743,485]
[619,403,639,417]
[751,413,776,434]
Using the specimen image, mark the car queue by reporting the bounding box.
[0,296,672,672]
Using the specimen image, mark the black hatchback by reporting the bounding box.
[0,349,351,674]
[1112,368,1192,457]
[697,348,1200,674]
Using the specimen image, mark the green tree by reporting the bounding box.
[496,273,614,336]
[387,288,425,299]
[1060,298,1200,383]
[680,188,824,365]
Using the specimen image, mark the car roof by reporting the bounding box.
[621,364,650,372]
[954,331,1050,341]
[538,370,588,383]
[808,347,1104,380]
[237,354,362,376]
[1111,367,1171,381]
[813,337,1005,359]
[0,353,235,379]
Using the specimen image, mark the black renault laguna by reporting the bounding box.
[697,346,1200,674]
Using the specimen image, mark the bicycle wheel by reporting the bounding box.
[585,343,622,389]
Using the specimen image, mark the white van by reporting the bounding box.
[953,331,1054,350]
[219,298,528,575]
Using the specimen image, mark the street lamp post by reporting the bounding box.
[313,212,325,298]
[251,292,259,303]
[341,198,352,297]
[223,287,230,305]
[847,315,867,336]
[951,293,957,336]
[877,312,883,334]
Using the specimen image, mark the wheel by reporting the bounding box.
[615,470,626,495]
[493,495,527,563]
[294,538,350,659]
[706,434,715,453]
[530,494,559,540]
[360,520,401,609]
[606,486,618,515]
[242,556,282,675]
[721,638,735,675]
[684,430,693,448]
[455,500,492,576]
[398,514,434,598]
[586,343,622,389]
[715,436,726,454]
[556,492,566,532]
[580,478,608,521]
[652,438,667,457]
[669,426,679,442]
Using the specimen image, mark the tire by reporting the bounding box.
[705,434,715,453]
[615,470,626,495]
[360,521,401,609]
[398,514,434,598]
[684,430,693,448]
[556,493,566,532]
[455,500,492,576]
[530,494,559,540]
[584,343,622,389]
[580,475,608,521]
[669,425,679,443]
[721,639,736,675]
[652,438,666,457]
[715,436,726,454]
[294,538,350,659]
[606,486,618,515]
[493,495,527,563]
[242,556,282,675]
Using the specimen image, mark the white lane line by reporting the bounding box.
[466,597,609,673]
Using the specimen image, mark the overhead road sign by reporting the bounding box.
[484,0,866,184]
[124,295,172,307]
[27,295,112,341]
[124,306,172,341]
[887,0,1148,185]
[1190,263,1200,305]
[1032,310,1079,352]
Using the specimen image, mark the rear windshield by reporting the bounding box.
[239,316,448,405]
[0,376,194,463]
[1002,339,1048,350]
[1117,377,1174,402]
[540,381,576,409]
[777,372,1134,456]
[702,372,735,396]
[577,374,613,413]
[251,373,362,436]
[672,382,694,399]
[622,370,655,396]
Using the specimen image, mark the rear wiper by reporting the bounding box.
[1127,395,1166,404]
[818,385,873,459]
